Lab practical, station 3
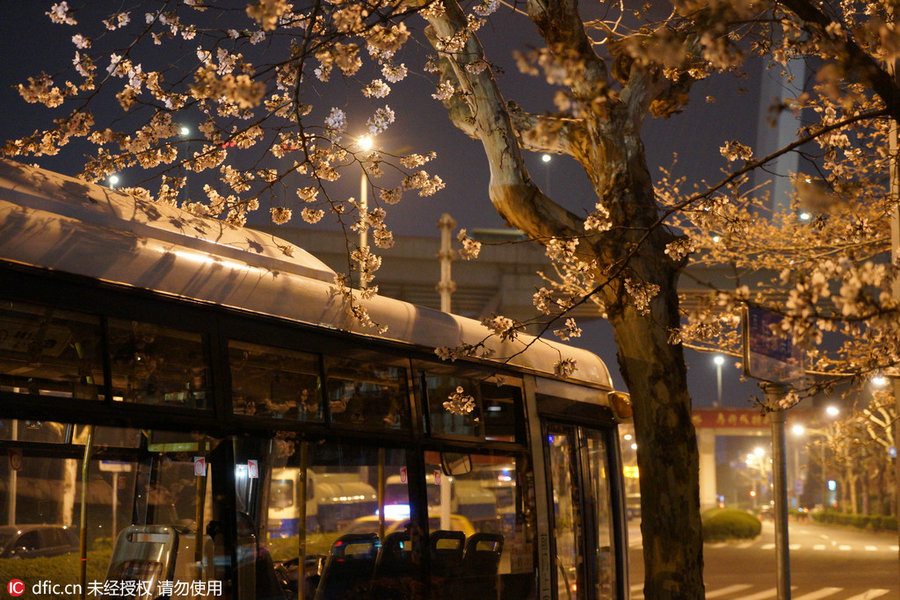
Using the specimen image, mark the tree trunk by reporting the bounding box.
[608,279,705,599]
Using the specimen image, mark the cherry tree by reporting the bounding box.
[5,1,900,598]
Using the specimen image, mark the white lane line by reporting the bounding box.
[892,545,900,552]
[864,545,878,551]
[630,583,643,593]
[838,544,852,551]
[843,590,890,600]
[761,543,776,550]
[738,588,778,600]
[706,584,753,598]
[789,544,801,550]
[813,544,826,550]
[793,588,843,600]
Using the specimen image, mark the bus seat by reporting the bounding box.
[462,533,503,576]
[314,533,380,600]
[374,530,414,579]
[428,530,465,577]
[458,533,504,599]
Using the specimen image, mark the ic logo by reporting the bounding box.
[7,579,24,597]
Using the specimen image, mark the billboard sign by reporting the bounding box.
[742,305,804,384]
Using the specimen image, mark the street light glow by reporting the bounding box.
[825,405,840,418]
[108,174,120,188]
[791,424,806,436]
[541,153,552,163]
[179,125,190,137]
[713,355,725,366]
[799,212,811,221]
[754,446,765,457]
[358,134,374,152]
[871,375,887,387]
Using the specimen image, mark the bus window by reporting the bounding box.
[481,385,523,443]
[228,340,322,420]
[0,301,104,400]
[548,428,583,600]
[585,432,616,598]
[424,451,536,600]
[266,441,417,600]
[419,369,524,443]
[108,319,209,409]
[421,373,482,438]
[325,357,410,431]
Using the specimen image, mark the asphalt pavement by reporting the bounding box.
[627,519,899,599]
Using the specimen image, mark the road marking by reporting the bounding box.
[892,545,899,552]
[761,543,775,550]
[843,590,890,600]
[792,588,842,600]
[813,544,826,550]
[630,583,642,593]
[706,584,752,598]
[738,587,778,600]
[789,544,800,550]
[864,545,878,551]
[838,545,852,551]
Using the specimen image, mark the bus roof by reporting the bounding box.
[0,159,613,389]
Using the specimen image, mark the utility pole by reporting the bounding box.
[437,213,456,314]
[762,384,791,600]
[889,58,900,571]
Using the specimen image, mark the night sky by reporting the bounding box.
[0,2,771,407]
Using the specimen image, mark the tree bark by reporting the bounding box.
[421,1,706,596]
[609,297,705,598]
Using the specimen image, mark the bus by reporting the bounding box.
[0,158,632,600]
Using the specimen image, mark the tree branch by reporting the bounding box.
[778,0,900,123]
[423,0,585,241]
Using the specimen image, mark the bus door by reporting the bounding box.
[545,424,618,600]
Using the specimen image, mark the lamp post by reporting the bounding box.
[541,153,551,194]
[713,355,725,407]
[357,135,374,287]
[108,174,120,189]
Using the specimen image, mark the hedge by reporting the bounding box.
[701,508,762,542]
[811,511,898,532]
[0,549,112,600]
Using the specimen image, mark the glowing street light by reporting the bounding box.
[179,125,190,137]
[540,153,552,193]
[713,354,725,406]
[357,135,375,287]
[108,174,120,189]
[825,405,840,418]
[871,375,887,388]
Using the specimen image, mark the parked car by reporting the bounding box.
[0,524,79,559]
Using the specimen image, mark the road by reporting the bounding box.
[627,519,899,599]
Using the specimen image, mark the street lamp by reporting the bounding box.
[713,355,725,406]
[746,447,768,508]
[540,153,551,194]
[357,135,375,287]
[108,174,120,189]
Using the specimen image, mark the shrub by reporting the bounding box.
[702,509,761,542]
[0,549,111,600]
[811,511,897,532]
